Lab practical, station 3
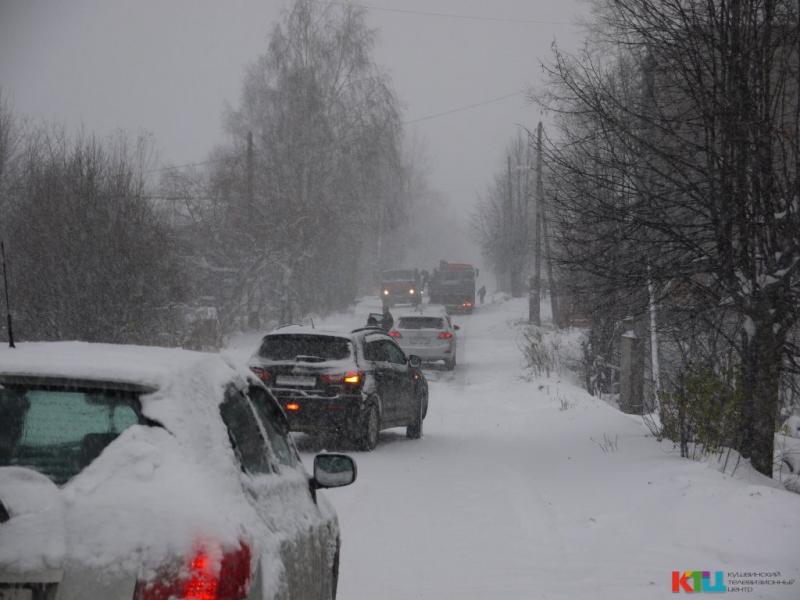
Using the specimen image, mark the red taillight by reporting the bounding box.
[343,370,362,385]
[462,302,473,308]
[321,370,363,386]
[388,330,401,338]
[250,367,271,383]
[437,331,454,340]
[184,549,218,600]
[135,542,251,600]
[217,543,251,599]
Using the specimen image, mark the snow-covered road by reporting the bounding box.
[236,297,800,599]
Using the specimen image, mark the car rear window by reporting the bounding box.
[397,317,444,329]
[257,335,352,361]
[0,384,144,485]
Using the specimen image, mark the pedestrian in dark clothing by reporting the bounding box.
[478,285,486,304]
[381,306,394,332]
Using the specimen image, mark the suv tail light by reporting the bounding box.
[388,330,402,338]
[437,331,454,340]
[135,542,251,600]
[321,370,364,387]
[250,367,271,383]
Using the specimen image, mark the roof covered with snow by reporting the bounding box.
[0,341,236,390]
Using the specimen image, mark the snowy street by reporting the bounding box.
[293,298,800,600]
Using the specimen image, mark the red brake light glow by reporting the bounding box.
[285,402,301,412]
[437,331,454,340]
[135,542,251,600]
[250,367,271,383]
[388,330,401,338]
[184,550,218,600]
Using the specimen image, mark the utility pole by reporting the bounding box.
[542,193,560,328]
[246,131,254,209]
[245,132,260,329]
[1,241,15,348]
[505,155,513,294]
[530,122,543,325]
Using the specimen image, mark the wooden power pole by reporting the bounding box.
[530,122,543,325]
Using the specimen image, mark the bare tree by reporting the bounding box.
[472,133,534,296]
[2,125,185,343]
[182,0,412,329]
[540,0,799,476]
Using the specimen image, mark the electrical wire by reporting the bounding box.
[321,1,572,26]
[404,90,526,124]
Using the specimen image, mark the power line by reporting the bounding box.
[404,90,526,124]
[147,90,528,173]
[322,1,572,26]
[145,154,243,175]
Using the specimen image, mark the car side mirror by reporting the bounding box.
[313,454,357,489]
[408,355,422,368]
[454,325,460,331]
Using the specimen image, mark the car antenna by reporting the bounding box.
[1,241,15,348]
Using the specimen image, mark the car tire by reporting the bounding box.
[406,395,424,439]
[357,401,380,451]
[444,355,456,371]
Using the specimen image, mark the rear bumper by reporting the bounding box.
[400,343,453,361]
[271,388,364,434]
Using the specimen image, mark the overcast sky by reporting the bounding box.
[0,0,588,213]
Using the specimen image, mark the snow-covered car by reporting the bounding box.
[248,326,428,450]
[389,306,460,370]
[0,342,356,600]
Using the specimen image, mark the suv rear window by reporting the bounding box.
[397,317,444,330]
[257,335,352,361]
[0,383,144,485]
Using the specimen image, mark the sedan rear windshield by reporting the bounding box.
[257,335,352,361]
[397,317,444,330]
[0,383,145,485]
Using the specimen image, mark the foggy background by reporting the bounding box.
[0,0,587,269]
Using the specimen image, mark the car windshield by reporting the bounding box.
[397,317,444,330]
[0,383,145,485]
[257,335,352,361]
[382,270,416,282]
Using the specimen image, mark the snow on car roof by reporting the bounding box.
[395,304,448,318]
[0,341,237,390]
[264,325,352,338]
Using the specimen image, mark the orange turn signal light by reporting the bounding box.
[344,371,362,384]
[285,402,301,412]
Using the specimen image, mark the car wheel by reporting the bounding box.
[406,395,424,439]
[444,355,456,371]
[357,402,380,451]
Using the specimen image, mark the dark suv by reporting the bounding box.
[249,326,428,451]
